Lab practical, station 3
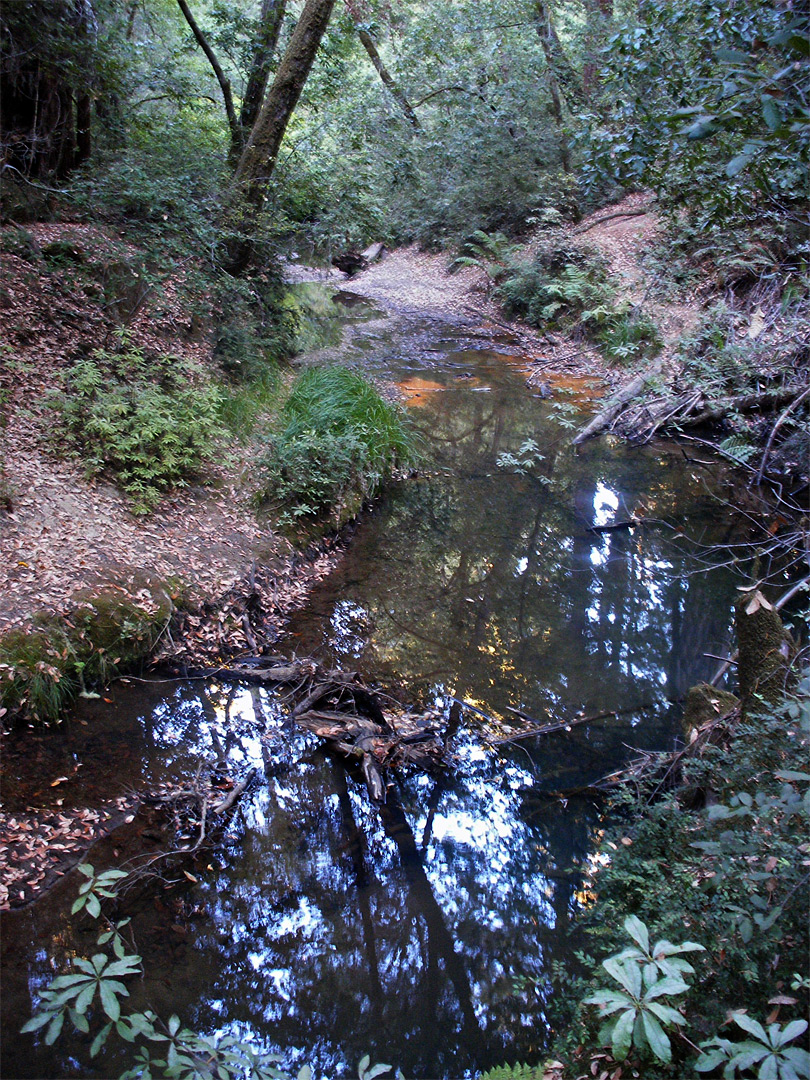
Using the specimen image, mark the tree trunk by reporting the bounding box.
[175,0,240,149]
[356,26,421,130]
[223,0,336,272]
[75,93,92,166]
[239,0,287,135]
[533,0,584,110]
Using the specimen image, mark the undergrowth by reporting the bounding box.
[0,587,174,724]
[461,232,662,362]
[256,365,418,527]
[48,339,223,514]
[551,669,810,1078]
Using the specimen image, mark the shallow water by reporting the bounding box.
[1,294,746,1079]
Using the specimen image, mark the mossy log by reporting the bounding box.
[735,590,794,710]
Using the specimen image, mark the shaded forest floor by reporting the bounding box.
[0,195,674,638]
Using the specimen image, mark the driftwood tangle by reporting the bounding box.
[210,656,447,800]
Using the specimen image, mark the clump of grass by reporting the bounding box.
[218,364,282,441]
[0,588,173,724]
[256,365,418,527]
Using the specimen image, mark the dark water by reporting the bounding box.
[1,297,747,1079]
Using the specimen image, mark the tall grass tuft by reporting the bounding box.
[257,365,418,526]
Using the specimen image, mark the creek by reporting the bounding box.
[1,287,749,1079]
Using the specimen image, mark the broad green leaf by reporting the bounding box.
[44,1011,65,1046]
[757,1053,779,1080]
[358,1055,371,1076]
[69,1007,90,1034]
[21,1011,56,1034]
[734,1014,769,1042]
[297,1066,313,1080]
[77,863,95,878]
[603,956,642,998]
[47,973,90,991]
[646,1001,686,1027]
[90,1022,112,1059]
[86,893,101,919]
[644,976,689,1000]
[777,1020,808,1046]
[366,1064,393,1080]
[695,1047,729,1072]
[716,47,750,64]
[99,979,121,1021]
[624,915,649,952]
[611,1007,636,1061]
[641,1010,672,1063]
[105,957,142,978]
[726,152,755,177]
[762,98,782,132]
[781,1046,810,1074]
[74,982,96,1015]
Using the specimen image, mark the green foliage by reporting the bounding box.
[495,238,654,356]
[449,231,516,285]
[696,1016,810,1079]
[0,588,172,723]
[49,341,223,514]
[584,916,702,1064]
[257,366,417,526]
[213,270,297,382]
[479,1064,546,1080]
[598,310,662,365]
[561,670,810,1076]
[579,0,809,280]
[22,864,401,1080]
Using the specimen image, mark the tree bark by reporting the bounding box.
[239,0,288,136]
[533,0,584,109]
[223,0,336,272]
[231,0,336,209]
[175,0,240,148]
[356,26,421,130]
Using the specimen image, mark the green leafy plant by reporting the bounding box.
[49,343,222,514]
[22,864,401,1080]
[584,916,703,1063]
[696,1016,810,1079]
[0,588,172,723]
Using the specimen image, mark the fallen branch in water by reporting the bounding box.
[495,701,665,744]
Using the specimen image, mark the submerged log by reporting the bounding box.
[572,359,664,445]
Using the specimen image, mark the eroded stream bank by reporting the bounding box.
[1,288,761,1079]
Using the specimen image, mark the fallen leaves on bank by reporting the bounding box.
[0,796,138,910]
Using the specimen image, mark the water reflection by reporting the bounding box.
[2,314,747,1080]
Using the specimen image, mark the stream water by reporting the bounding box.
[1,288,748,1079]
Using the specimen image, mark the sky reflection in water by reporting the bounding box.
[3,319,747,1080]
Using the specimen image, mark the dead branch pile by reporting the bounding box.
[203,656,448,800]
[573,296,810,490]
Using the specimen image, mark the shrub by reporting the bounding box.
[49,342,223,514]
[557,669,810,1076]
[496,241,616,334]
[256,365,417,525]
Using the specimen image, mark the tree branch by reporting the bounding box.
[176,0,240,145]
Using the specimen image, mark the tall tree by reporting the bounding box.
[223,0,336,270]
[174,0,288,162]
[0,0,99,178]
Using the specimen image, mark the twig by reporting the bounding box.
[754,384,810,487]
[212,769,255,815]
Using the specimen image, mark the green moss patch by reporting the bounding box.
[0,585,174,724]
